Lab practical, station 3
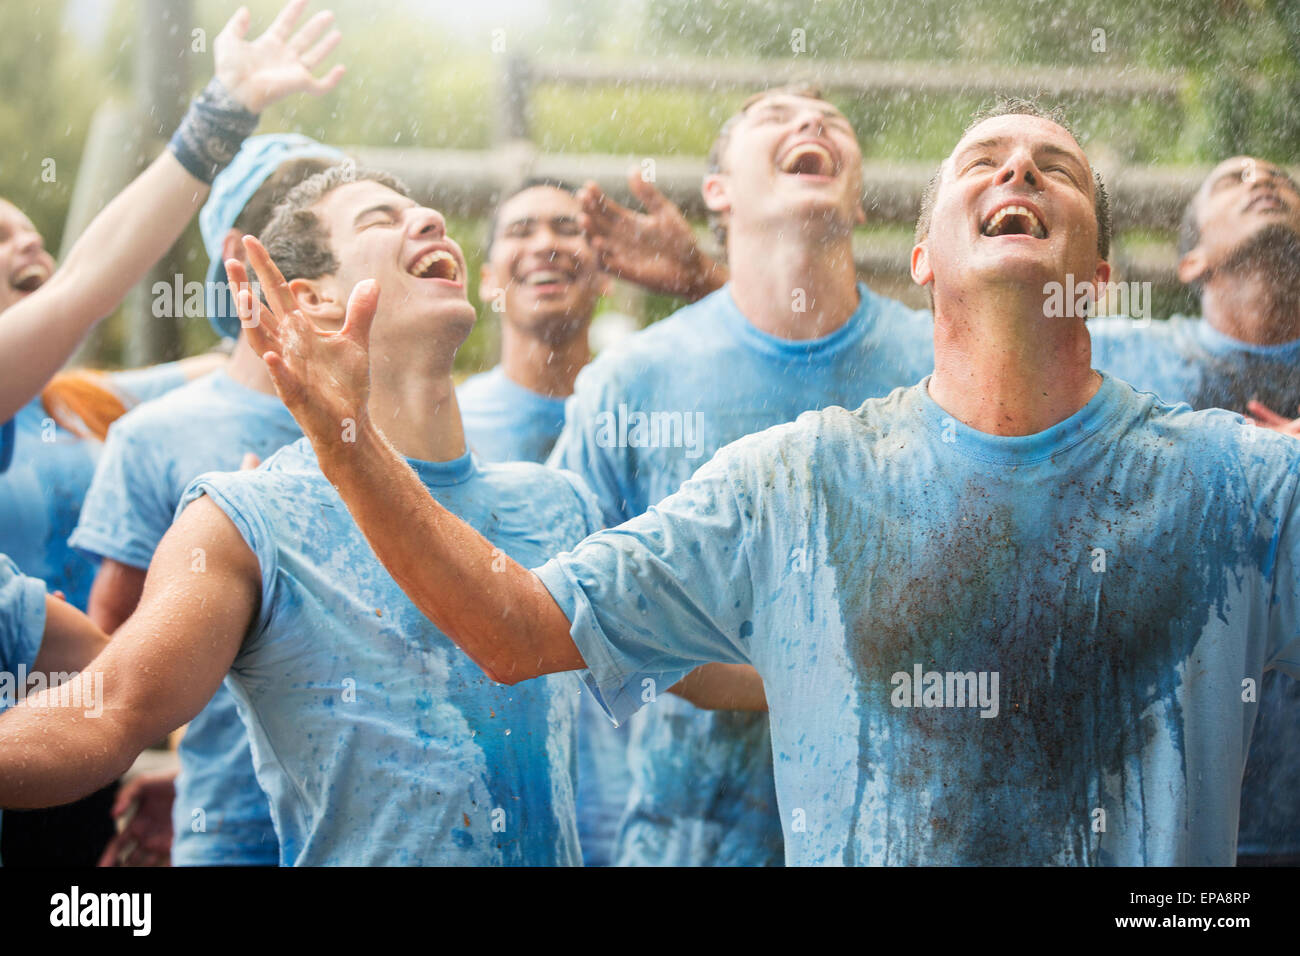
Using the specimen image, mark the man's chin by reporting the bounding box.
[1220,222,1300,278]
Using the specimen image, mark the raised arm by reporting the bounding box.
[0,494,260,808]
[0,0,344,421]
[577,170,728,302]
[233,244,581,684]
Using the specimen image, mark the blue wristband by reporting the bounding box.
[167,77,259,184]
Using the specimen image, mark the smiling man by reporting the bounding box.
[544,85,934,867]
[1083,155,1300,866]
[0,164,603,865]
[245,100,1300,865]
[458,179,608,464]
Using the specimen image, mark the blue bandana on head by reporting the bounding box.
[200,134,345,340]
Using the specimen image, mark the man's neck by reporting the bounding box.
[1201,268,1300,345]
[226,333,279,395]
[726,228,860,340]
[929,283,1100,437]
[367,359,467,464]
[499,319,590,398]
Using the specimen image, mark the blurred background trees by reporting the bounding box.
[2,0,1295,369]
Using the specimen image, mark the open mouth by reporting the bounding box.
[520,268,576,289]
[408,249,461,284]
[981,204,1048,239]
[779,142,837,177]
[10,262,50,294]
[1245,193,1286,214]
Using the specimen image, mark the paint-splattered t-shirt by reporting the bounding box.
[1090,314,1300,859]
[183,439,603,866]
[73,370,300,866]
[538,374,1300,866]
[458,373,626,868]
[548,281,934,866]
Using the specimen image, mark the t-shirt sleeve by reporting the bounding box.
[546,366,636,529]
[70,417,178,569]
[533,451,757,725]
[177,472,278,660]
[0,554,46,675]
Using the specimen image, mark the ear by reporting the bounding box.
[910,241,933,288]
[702,173,731,216]
[220,229,244,266]
[1091,259,1112,297]
[1177,248,1208,286]
[288,276,347,330]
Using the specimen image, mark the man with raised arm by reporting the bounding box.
[0,0,343,424]
[545,86,933,867]
[243,101,1300,865]
[0,163,615,865]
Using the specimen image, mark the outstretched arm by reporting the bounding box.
[0,494,260,808]
[0,0,344,421]
[669,664,768,712]
[234,243,581,684]
[577,170,728,302]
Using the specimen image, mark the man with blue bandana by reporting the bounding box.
[1087,155,1300,866]
[0,165,600,865]
[251,100,1300,866]
[546,86,933,866]
[72,135,342,867]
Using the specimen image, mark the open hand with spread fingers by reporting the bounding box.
[227,236,379,455]
[215,0,346,114]
[577,169,727,302]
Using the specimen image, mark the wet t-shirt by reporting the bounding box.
[183,440,603,865]
[538,375,1300,865]
[548,281,934,866]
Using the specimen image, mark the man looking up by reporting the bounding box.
[71,136,342,867]
[544,86,934,866]
[241,100,1300,865]
[0,165,606,865]
[0,0,343,423]
[1086,156,1300,866]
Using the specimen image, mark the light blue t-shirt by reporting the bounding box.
[459,366,569,464]
[1090,314,1300,417]
[1090,314,1300,859]
[181,439,603,865]
[458,367,625,867]
[71,369,300,866]
[0,364,189,612]
[0,419,14,473]
[0,553,44,678]
[547,281,934,866]
[537,374,1300,866]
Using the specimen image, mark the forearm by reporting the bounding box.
[0,152,209,420]
[32,596,110,674]
[315,420,583,683]
[669,663,767,711]
[0,671,153,808]
[687,252,728,302]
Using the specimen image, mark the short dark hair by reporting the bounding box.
[257,162,411,287]
[706,84,829,254]
[232,156,338,239]
[914,96,1111,260]
[483,177,580,260]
